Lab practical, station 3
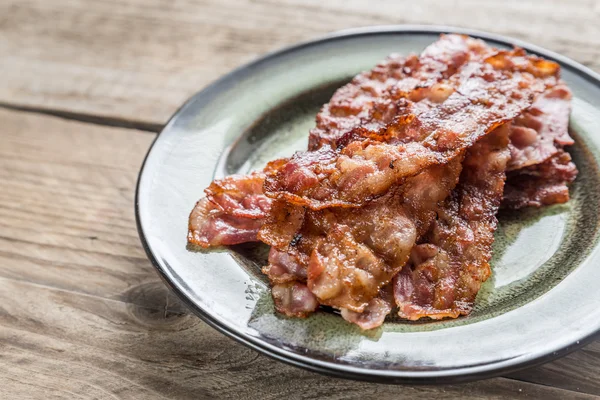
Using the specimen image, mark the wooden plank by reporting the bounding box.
[1,0,600,127]
[1,277,598,400]
[0,107,174,310]
[508,342,600,396]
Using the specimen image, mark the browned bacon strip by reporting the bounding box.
[188,160,286,247]
[259,157,464,316]
[309,34,492,150]
[394,125,511,320]
[503,84,577,208]
[507,84,573,171]
[188,197,265,248]
[503,150,578,209]
[265,49,559,210]
[341,285,394,330]
[308,54,412,151]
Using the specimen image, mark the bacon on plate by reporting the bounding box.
[187,34,578,329]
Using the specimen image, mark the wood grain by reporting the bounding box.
[0,279,597,400]
[0,108,156,303]
[1,108,599,398]
[1,0,600,128]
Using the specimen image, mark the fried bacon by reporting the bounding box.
[271,281,318,318]
[259,157,463,314]
[341,285,394,330]
[507,84,573,171]
[308,34,492,150]
[188,160,285,247]
[264,47,560,210]
[262,247,307,284]
[394,126,510,319]
[187,34,578,329]
[503,84,577,208]
[503,150,578,209]
[188,197,266,248]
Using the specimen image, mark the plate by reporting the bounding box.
[136,26,600,383]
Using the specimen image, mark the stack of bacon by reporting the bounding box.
[188,35,577,329]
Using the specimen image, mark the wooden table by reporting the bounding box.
[2,1,600,398]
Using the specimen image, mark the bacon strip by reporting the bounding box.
[503,84,577,208]
[265,49,559,210]
[259,157,464,315]
[188,197,266,248]
[204,173,271,219]
[503,150,578,209]
[394,125,511,320]
[507,84,573,171]
[188,160,286,247]
[309,34,492,150]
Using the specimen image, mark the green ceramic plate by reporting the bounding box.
[136,26,600,383]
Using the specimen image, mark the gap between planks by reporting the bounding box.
[0,102,162,133]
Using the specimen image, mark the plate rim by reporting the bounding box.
[135,25,600,384]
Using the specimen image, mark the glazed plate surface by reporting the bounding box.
[136,26,600,383]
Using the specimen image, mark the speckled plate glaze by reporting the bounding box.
[136,26,600,384]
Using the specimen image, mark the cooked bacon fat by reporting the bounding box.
[341,292,394,330]
[272,282,319,318]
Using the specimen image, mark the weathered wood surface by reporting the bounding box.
[2,0,600,398]
[1,109,599,399]
[1,0,600,129]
